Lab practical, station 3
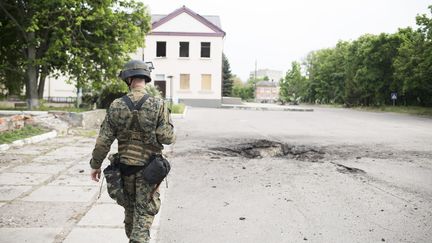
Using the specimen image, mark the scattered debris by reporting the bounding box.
[332,162,366,174]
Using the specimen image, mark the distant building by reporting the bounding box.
[43,75,77,103]
[255,81,279,103]
[131,6,226,108]
[250,69,283,83]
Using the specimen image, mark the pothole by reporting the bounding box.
[210,139,325,162]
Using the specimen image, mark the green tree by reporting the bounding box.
[0,0,150,109]
[279,61,306,104]
[343,34,402,106]
[222,53,233,96]
[232,77,254,101]
[298,5,432,107]
[393,7,432,106]
[304,41,349,104]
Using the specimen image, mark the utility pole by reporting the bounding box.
[167,75,173,109]
[254,60,257,102]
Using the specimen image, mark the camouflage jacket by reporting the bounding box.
[90,86,175,169]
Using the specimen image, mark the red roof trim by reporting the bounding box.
[149,31,225,37]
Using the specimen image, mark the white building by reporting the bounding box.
[256,81,279,103]
[131,6,226,107]
[43,75,77,103]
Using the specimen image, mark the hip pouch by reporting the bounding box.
[103,154,126,206]
[143,154,171,185]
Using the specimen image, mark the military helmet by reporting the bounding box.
[118,60,152,84]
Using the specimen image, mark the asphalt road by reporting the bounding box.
[156,107,432,243]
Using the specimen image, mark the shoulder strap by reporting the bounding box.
[121,94,150,111]
[122,94,151,133]
[122,95,135,111]
[134,94,150,111]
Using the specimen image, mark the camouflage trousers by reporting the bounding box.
[122,171,161,243]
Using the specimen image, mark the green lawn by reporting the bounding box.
[353,106,432,116]
[0,105,90,113]
[307,104,432,117]
[0,125,48,144]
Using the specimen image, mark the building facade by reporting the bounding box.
[255,81,279,103]
[42,74,77,103]
[250,69,283,83]
[132,6,225,107]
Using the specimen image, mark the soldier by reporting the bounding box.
[89,60,175,243]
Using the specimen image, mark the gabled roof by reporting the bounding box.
[150,6,225,37]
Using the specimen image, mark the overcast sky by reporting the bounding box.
[142,0,431,80]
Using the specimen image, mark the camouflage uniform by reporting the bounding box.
[90,86,175,243]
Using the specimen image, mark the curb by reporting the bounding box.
[0,130,58,152]
[220,105,314,112]
[0,110,49,116]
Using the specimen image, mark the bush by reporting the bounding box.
[95,81,128,109]
[169,103,185,114]
[95,83,164,109]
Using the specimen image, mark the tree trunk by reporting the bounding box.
[26,32,39,110]
[38,66,48,99]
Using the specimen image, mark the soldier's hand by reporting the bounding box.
[91,168,102,182]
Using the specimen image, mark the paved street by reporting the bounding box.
[0,106,431,243]
[160,107,432,243]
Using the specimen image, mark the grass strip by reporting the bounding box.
[354,106,432,116]
[0,125,48,144]
[0,105,90,113]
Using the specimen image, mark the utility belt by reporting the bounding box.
[103,153,170,206]
[118,162,145,176]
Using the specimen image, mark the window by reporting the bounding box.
[156,41,166,57]
[179,42,189,57]
[180,74,190,90]
[200,42,211,58]
[201,74,212,91]
[155,74,165,81]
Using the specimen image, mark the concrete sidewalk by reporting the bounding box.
[0,135,163,243]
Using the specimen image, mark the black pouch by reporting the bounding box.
[103,154,126,206]
[143,154,171,185]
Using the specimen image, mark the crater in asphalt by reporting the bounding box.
[210,139,325,161]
